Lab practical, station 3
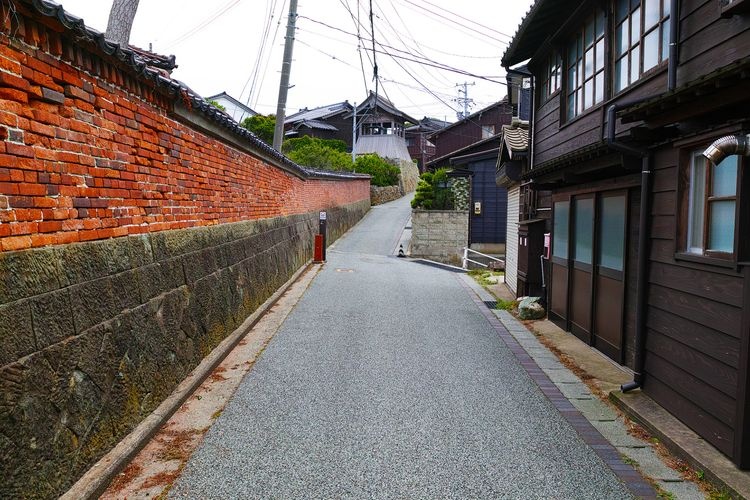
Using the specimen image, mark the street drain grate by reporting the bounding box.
[484,300,497,309]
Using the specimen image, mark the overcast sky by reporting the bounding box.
[58,0,533,122]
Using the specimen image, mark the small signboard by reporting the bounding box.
[319,211,327,220]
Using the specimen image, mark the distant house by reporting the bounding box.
[428,100,513,164]
[284,101,355,148]
[406,117,452,172]
[351,92,416,163]
[206,92,257,123]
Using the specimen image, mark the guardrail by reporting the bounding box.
[462,247,505,270]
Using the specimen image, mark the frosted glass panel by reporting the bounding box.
[599,196,626,271]
[574,198,594,264]
[712,155,738,197]
[708,201,735,253]
[687,156,705,252]
[630,45,640,83]
[615,58,628,92]
[616,22,628,56]
[554,201,570,259]
[631,8,641,45]
[662,22,669,60]
[644,0,660,29]
[643,30,659,71]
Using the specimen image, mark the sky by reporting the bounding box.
[58,0,534,123]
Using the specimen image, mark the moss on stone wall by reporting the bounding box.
[0,200,369,498]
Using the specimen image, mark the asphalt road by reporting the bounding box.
[170,196,632,499]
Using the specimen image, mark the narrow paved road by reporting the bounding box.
[171,196,632,499]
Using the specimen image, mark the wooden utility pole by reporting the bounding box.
[272,0,299,151]
[105,0,140,46]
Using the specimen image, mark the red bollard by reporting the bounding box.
[314,234,324,262]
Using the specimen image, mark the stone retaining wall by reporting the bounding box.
[0,199,367,498]
[370,185,402,205]
[410,209,469,264]
[398,159,420,194]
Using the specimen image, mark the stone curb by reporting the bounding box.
[455,274,658,499]
[611,390,750,500]
[61,261,317,500]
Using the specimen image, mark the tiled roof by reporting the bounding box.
[285,102,352,124]
[428,99,509,139]
[294,120,338,131]
[352,92,417,124]
[26,0,367,182]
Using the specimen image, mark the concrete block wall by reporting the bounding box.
[0,4,371,497]
[410,209,469,264]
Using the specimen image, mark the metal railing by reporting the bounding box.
[462,247,505,270]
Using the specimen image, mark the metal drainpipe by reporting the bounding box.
[668,0,680,91]
[605,102,652,393]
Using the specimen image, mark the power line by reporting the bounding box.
[297,16,506,84]
[410,0,515,40]
[163,0,243,49]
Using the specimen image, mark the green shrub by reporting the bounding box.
[286,141,353,171]
[241,114,276,144]
[354,154,400,186]
[283,136,349,154]
[411,168,454,209]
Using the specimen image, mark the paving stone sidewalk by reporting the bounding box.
[460,275,705,500]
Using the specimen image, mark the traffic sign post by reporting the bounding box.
[319,211,327,261]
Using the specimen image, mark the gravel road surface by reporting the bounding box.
[170,196,632,499]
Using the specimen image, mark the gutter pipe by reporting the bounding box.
[618,0,680,392]
[668,0,680,90]
[605,100,652,393]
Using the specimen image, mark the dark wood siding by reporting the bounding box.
[642,147,745,458]
[432,103,512,159]
[469,159,508,244]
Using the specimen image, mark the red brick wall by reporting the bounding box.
[0,8,369,252]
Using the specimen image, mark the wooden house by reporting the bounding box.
[406,117,452,172]
[284,101,355,148]
[351,92,416,163]
[503,0,750,468]
[427,100,514,164]
[206,92,258,124]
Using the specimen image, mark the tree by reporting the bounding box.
[241,114,276,145]
[106,0,140,46]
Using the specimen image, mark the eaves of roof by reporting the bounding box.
[26,0,365,183]
[426,134,503,167]
[522,142,609,180]
[352,92,417,124]
[619,55,750,123]
[502,0,575,67]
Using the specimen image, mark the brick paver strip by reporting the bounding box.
[457,276,658,499]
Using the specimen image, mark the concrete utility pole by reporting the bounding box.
[351,102,357,162]
[272,0,299,151]
[455,81,475,120]
[105,0,140,47]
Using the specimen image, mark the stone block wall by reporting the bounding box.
[370,185,402,205]
[397,159,420,194]
[410,209,469,264]
[0,3,371,497]
[0,201,367,498]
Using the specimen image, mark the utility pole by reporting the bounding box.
[351,102,357,163]
[454,81,475,120]
[272,0,298,151]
